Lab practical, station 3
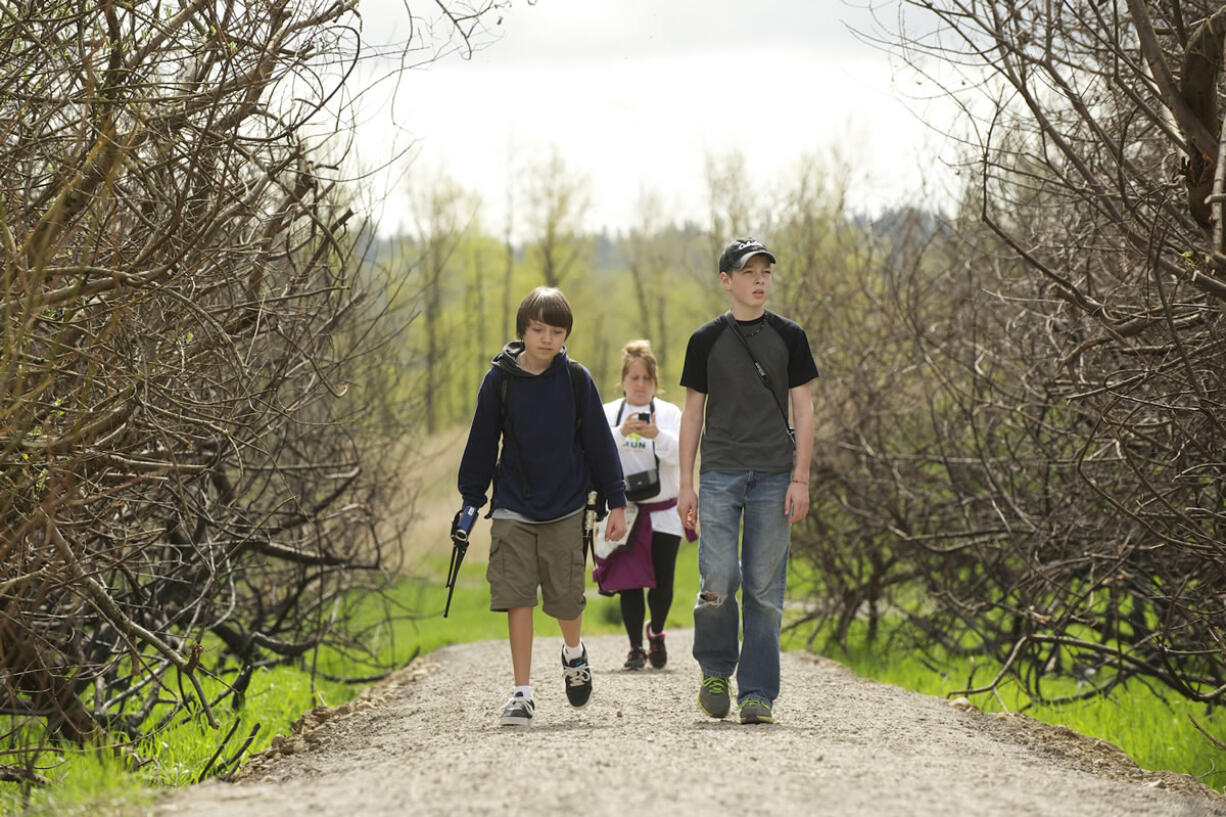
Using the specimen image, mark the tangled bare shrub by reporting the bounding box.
[0,0,500,786]
[788,0,1226,728]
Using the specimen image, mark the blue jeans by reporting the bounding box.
[692,470,792,704]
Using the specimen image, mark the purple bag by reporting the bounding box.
[592,510,655,594]
[592,498,682,594]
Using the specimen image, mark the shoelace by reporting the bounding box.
[563,662,591,687]
[505,695,534,714]
[701,676,729,694]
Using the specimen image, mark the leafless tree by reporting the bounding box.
[0,0,503,787]
[625,189,697,371]
[407,171,480,434]
[523,147,593,288]
[791,0,1226,718]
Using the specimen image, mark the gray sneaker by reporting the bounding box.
[738,698,774,725]
[499,692,534,727]
[697,675,731,719]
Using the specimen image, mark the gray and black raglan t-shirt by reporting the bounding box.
[680,311,819,474]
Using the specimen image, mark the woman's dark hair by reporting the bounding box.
[516,287,573,338]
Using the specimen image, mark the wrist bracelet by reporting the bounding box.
[791,478,808,485]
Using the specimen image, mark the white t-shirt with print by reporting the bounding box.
[602,396,684,538]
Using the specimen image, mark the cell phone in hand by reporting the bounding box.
[637,412,651,422]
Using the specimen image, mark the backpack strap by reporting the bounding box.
[567,359,586,434]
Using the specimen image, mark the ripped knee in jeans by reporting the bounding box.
[697,590,722,606]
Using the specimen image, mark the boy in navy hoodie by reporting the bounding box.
[458,287,628,726]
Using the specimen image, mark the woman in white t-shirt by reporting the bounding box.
[596,340,689,670]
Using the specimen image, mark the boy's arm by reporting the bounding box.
[676,388,705,531]
[579,372,627,510]
[457,373,501,509]
[580,374,629,543]
[785,383,815,524]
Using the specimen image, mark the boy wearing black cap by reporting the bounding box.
[676,238,818,724]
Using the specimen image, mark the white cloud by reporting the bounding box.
[342,0,964,236]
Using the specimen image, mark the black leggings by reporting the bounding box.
[620,531,682,646]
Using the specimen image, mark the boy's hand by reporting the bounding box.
[604,505,628,543]
[677,487,698,531]
[784,480,809,524]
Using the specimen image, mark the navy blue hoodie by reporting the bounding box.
[458,342,627,519]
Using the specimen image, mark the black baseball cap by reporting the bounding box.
[718,237,777,273]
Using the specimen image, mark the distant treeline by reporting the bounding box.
[380,128,1224,744]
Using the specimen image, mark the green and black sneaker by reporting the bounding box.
[697,675,731,719]
[738,698,774,725]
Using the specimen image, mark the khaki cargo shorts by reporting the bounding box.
[487,513,587,620]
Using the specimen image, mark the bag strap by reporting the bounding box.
[721,312,795,449]
[495,370,529,500]
[567,359,586,433]
[613,398,660,470]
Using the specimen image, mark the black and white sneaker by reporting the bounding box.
[562,644,593,708]
[499,692,534,727]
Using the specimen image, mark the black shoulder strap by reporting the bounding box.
[722,312,795,449]
[495,369,529,500]
[496,368,511,434]
[615,397,656,424]
[567,360,586,434]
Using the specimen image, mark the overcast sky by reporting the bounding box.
[340,0,959,238]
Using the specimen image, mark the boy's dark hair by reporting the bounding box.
[516,287,573,338]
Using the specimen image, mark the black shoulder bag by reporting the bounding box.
[722,312,796,448]
[614,399,661,502]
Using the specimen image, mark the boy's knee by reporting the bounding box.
[696,567,739,607]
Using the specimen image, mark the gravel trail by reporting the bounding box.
[156,630,1225,817]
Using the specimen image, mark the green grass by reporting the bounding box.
[0,741,152,817]
[6,538,1222,815]
[785,618,1226,792]
[0,541,700,816]
[0,661,358,817]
